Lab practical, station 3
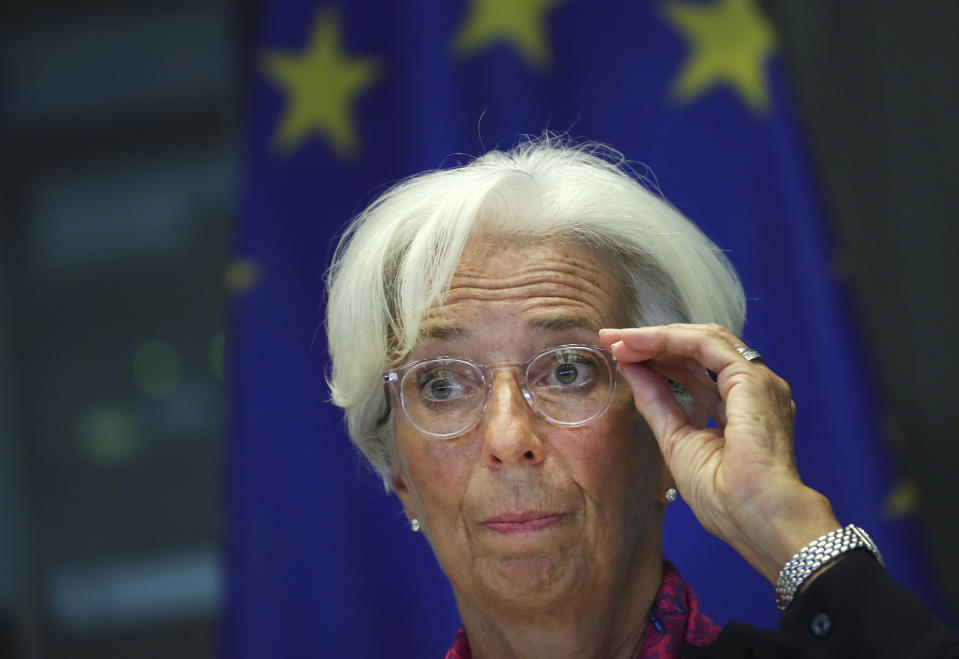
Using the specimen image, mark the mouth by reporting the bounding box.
[482,511,566,534]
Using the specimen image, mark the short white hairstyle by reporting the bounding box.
[325,137,746,488]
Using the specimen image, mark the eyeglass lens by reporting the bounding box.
[398,346,614,437]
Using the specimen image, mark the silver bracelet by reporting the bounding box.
[774,524,883,611]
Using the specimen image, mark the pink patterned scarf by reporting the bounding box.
[444,560,720,659]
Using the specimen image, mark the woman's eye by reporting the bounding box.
[553,362,582,385]
[417,370,466,402]
[426,378,457,400]
[549,358,596,387]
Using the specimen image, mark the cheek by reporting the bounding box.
[395,425,476,520]
[564,409,662,507]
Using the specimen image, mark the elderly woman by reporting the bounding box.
[325,139,957,658]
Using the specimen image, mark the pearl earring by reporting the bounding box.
[410,518,421,532]
[665,488,679,504]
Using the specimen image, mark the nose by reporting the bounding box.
[481,369,545,469]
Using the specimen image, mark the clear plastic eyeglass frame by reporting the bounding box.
[383,344,618,439]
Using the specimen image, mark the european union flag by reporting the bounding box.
[228,1,936,657]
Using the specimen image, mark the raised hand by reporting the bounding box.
[600,324,840,583]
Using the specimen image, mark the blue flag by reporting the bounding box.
[229,1,936,656]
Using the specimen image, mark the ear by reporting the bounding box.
[391,469,417,522]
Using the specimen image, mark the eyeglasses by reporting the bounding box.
[383,344,618,439]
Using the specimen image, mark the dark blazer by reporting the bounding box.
[683,551,959,658]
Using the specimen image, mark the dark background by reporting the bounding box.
[0,1,956,657]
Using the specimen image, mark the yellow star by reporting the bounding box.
[452,0,565,70]
[663,0,777,112]
[223,259,262,295]
[261,11,380,157]
[885,478,919,519]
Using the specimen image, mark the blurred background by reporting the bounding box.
[0,0,956,657]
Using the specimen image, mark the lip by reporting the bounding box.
[482,511,566,534]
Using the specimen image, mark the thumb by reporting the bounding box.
[619,362,691,454]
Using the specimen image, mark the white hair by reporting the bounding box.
[325,137,746,488]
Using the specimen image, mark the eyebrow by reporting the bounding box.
[419,325,467,341]
[528,315,599,333]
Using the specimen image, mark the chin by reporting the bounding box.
[473,554,581,611]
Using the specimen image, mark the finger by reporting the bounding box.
[610,324,758,381]
[598,328,623,351]
[619,362,696,452]
[641,358,726,426]
[604,324,745,366]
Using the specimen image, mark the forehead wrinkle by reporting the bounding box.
[444,270,611,306]
[429,289,608,323]
[417,241,622,345]
[433,283,615,329]
[449,257,607,291]
[514,297,609,329]
[440,283,613,334]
